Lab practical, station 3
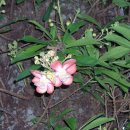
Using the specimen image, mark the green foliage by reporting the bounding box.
[35,0,44,5]
[11,44,45,64]
[16,0,25,4]
[42,1,54,22]
[29,20,53,39]
[67,21,85,34]
[0,0,6,7]
[112,0,130,7]
[16,64,41,81]
[80,114,114,130]
[48,108,74,129]
[77,13,101,28]
[111,22,130,40]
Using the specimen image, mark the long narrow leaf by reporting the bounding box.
[29,20,52,39]
[11,44,45,64]
[99,46,130,61]
[81,117,114,130]
[16,64,41,81]
[77,14,101,28]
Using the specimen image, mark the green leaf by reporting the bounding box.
[73,73,83,83]
[111,22,130,41]
[55,125,71,130]
[20,35,45,43]
[81,117,114,130]
[49,109,73,128]
[67,21,85,34]
[35,0,44,5]
[104,16,127,28]
[0,18,27,29]
[104,33,130,49]
[75,55,98,66]
[31,116,40,124]
[63,32,75,45]
[113,60,130,68]
[20,35,54,45]
[64,117,77,130]
[62,127,71,130]
[66,29,99,48]
[92,91,105,105]
[95,76,109,91]
[16,0,25,4]
[86,45,99,59]
[11,44,45,64]
[55,125,64,130]
[16,64,41,81]
[95,68,130,93]
[99,46,130,61]
[0,14,4,21]
[63,48,82,56]
[29,20,52,39]
[112,0,130,7]
[77,14,101,28]
[56,109,73,121]
[42,1,54,21]
[50,25,57,39]
[79,113,104,129]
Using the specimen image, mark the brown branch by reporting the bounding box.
[49,79,93,109]
[29,98,52,130]
[87,0,100,15]
[49,87,81,109]
[0,88,31,100]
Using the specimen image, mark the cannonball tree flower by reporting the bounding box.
[31,70,54,94]
[50,59,76,86]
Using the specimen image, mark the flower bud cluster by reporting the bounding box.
[8,41,18,60]
[34,50,59,68]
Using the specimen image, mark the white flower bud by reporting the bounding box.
[48,19,52,23]
[53,5,58,10]
[49,23,54,27]
[93,33,96,37]
[47,50,56,57]
[66,21,71,26]
[1,10,5,13]
[34,56,40,64]
[40,52,45,57]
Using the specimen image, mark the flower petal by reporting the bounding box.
[36,86,47,94]
[63,59,76,70]
[31,70,42,78]
[32,77,39,83]
[47,84,54,94]
[54,76,62,87]
[62,75,73,85]
[66,64,76,74]
[51,61,62,71]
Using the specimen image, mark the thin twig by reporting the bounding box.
[10,0,15,20]
[0,34,14,41]
[87,0,100,15]
[29,98,52,130]
[0,78,30,100]
[49,79,93,109]
[49,87,81,109]
[0,88,31,100]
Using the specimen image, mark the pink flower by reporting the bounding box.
[51,59,76,86]
[31,70,54,94]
